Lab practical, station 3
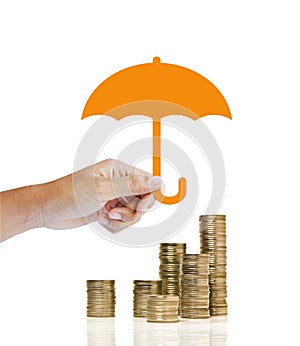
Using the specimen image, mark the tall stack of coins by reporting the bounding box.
[199,215,228,316]
[159,243,186,303]
[86,280,116,318]
[147,295,179,323]
[181,254,210,319]
[133,280,162,318]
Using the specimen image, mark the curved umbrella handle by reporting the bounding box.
[154,177,187,204]
[153,120,187,205]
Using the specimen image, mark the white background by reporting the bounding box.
[1,1,300,345]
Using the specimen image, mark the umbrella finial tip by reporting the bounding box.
[153,56,161,64]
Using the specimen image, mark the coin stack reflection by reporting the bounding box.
[133,280,162,318]
[159,243,186,312]
[87,317,115,346]
[179,320,210,346]
[86,280,116,318]
[181,254,210,319]
[133,319,179,346]
[210,318,228,345]
[147,295,179,323]
[200,215,228,316]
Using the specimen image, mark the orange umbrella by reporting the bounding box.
[82,57,231,205]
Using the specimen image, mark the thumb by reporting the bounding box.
[102,175,162,199]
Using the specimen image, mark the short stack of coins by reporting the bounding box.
[86,280,116,318]
[133,280,162,318]
[159,243,186,311]
[199,215,228,316]
[181,254,210,319]
[147,295,179,323]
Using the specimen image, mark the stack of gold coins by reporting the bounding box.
[199,215,228,316]
[181,254,210,319]
[159,243,186,309]
[86,280,116,318]
[133,280,162,318]
[147,295,179,323]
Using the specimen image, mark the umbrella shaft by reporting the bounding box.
[153,120,161,176]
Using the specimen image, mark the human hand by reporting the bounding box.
[42,159,161,233]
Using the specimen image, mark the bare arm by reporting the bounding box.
[0,159,161,243]
[0,185,45,242]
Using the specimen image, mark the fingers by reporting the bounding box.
[96,159,153,178]
[108,206,136,222]
[106,195,140,223]
[97,193,156,233]
[98,175,162,200]
[92,159,161,232]
[97,211,141,233]
[103,198,121,211]
[136,193,155,214]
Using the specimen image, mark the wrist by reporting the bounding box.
[23,184,46,229]
[0,184,46,242]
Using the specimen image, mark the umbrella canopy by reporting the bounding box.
[82,57,231,204]
[82,56,231,120]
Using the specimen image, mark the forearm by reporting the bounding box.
[0,185,45,242]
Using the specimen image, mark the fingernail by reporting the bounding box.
[150,176,162,190]
[109,212,122,220]
[98,215,109,226]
